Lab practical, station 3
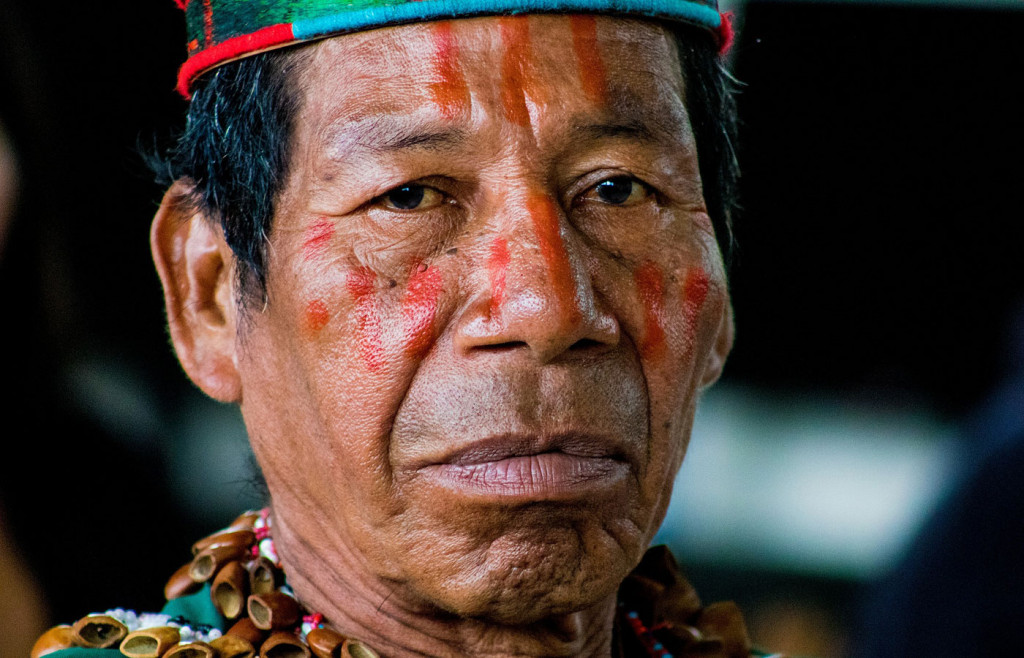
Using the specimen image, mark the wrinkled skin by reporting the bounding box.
[152,15,732,657]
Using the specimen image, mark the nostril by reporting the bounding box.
[475,340,530,353]
[570,338,605,352]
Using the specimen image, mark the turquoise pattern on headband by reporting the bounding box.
[291,0,720,40]
[176,0,724,97]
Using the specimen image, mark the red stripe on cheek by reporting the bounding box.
[487,237,510,318]
[402,264,443,359]
[429,22,471,120]
[634,262,666,359]
[526,196,580,326]
[304,299,330,335]
[681,267,711,339]
[569,15,607,105]
[302,218,335,260]
[500,17,532,127]
[346,268,385,372]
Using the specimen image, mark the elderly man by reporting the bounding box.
[32,1,767,656]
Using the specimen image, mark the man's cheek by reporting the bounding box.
[632,261,713,374]
[299,263,445,374]
[401,263,443,360]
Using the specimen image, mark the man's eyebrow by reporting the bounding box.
[323,115,467,160]
[570,121,658,143]
[567,99,688,146]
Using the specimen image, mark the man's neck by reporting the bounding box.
[271,510,618,657]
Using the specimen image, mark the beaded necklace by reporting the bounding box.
[33,510,759,658]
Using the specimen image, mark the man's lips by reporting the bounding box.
[413,433,633,502]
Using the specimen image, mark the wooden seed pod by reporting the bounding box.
[341,639,380,658]
[261,631,312,658]
[209,634,256,658]
[211,560,249,619]
[191,529,256,556]
[306,628,347,658]
[247,591,300,630]
[165,562,203,600]
[226,617,266,647]
[119,626,181,658]
[163,641,215,658]
[247,556,280,596]
[190,544,249,582]
[227,510,262,532]
[71,614,128,649]
[30,625,76,658]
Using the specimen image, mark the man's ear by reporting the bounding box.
[700,297,734,389]
[151,181,242,403]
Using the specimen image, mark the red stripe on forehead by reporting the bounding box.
[429,22,471,120]
[499,17,532,127]
[569,15,608,106]
[527,195,580,327]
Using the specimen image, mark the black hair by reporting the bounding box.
[152,23,739,305]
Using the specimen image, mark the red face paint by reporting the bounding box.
[634,262,666,359]
[569,15,608,105]
[500,17,532,127]
[487,237,510,319]
[346,267,385,372]
[304,299,330,335]
[527,195,580,327]
[681,266,711,339]
[401,264,443,359]
[302,218,335,260]
[429,22,471,120]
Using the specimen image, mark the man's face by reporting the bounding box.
[232,15,730,621]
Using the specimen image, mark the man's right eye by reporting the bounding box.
[381,184,445,211]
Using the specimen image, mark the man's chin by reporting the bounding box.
[397,526,641,624]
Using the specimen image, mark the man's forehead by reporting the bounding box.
[296,17,689,153]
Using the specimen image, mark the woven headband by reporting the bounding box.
[175,0,731,98]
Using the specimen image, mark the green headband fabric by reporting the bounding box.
[175,0,728,97]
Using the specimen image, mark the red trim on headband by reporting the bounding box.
[716,11,734,55]
[176,23,295,98]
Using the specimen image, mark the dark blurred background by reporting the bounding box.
[1,1,1022,656]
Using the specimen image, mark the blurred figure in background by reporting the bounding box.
[0,113,50,658]
[851,301,1024,656]
[0,1,204,645]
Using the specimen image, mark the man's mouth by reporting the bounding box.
[415,433,632,502]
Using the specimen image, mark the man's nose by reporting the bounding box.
[454,194,620,363]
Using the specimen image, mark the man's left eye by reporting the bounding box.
[590,176,650,206]
[381,184,446,211]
